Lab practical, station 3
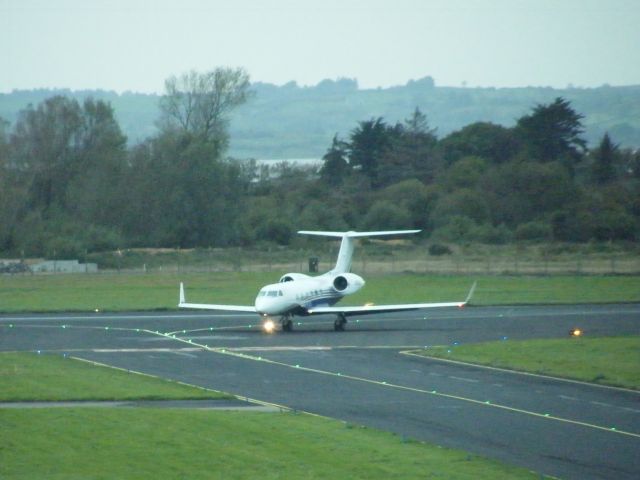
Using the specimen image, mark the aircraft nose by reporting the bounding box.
[255,296,273,315]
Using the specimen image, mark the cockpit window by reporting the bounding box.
[267,290,278,297]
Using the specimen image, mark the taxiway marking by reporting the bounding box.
[148,329,640,439]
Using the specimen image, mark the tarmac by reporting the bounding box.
[1,304,639,480]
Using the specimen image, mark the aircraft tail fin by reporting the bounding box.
[298,230,421,274]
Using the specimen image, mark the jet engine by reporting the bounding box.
[331,273,365,295]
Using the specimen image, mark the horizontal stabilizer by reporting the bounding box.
[298,230,421,238]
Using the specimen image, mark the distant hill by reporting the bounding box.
[1,78,639,158]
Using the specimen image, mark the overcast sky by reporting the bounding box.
[2,0,639,93]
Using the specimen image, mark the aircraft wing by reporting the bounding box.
[307,282,477,316]
[178,283,257,312]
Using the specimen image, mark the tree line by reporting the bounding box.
[0,69,638,259]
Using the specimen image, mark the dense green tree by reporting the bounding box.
[590,133,619,184]
[439,122,518,165]
[431,189,491,227]
[440,156,487,190]
[348,118,397,187]
[516,97,586,171]
[482,160,574,227]
[377,179,439,230]
[10,96,83,212]
[121,131,246,248]
[360,201,412,231]
[319,135,350,184]
[384,108,441,184]
[66,98,128,228]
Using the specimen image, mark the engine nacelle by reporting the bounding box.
[331,273,365,295]
[279,273,311,283]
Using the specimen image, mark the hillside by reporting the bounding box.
[1,78,639,158]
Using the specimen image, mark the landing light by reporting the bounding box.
[263,319,276,334]
[569,328,583,337]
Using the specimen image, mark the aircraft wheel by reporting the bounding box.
[334,315,346,331]
[282,318,293,332]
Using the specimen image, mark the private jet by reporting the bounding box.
[179,230,476,332]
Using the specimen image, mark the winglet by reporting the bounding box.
[179,282,186,306]
[464,281,477,305]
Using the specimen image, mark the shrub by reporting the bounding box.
[428,243,452,256]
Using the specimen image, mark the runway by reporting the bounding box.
[2,304,639,480]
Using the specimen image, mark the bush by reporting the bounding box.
[474,223,512,244]
[515,221,552,242]
[360,201,412,231]
[428,243,452,256]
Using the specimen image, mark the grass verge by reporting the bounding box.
[0,272,639,312]
[0,352,229,401]
[411,336,640,390]
[0,408,546,480]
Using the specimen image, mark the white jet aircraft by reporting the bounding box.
[179,230,476,332]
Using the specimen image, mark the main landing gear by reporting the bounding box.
[269,314,347,332]
[334,313,347,332]
[281,315,293,332]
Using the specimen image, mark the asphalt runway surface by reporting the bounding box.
[1,304,639,480]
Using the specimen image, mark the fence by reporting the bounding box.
[90,253,640,276]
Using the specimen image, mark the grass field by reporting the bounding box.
[0,353,547,479]
[0,352,229,401]
[411,336,640,390]
[0,272,639,312]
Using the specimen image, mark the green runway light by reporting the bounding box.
[295,365,300,368]
[544,413,550,417]
[62,325,66,329]
[431,390,437,394]
[105,327,109,330]
[209,327,213,330]
[9,324,13,327]
[485,401,491,404]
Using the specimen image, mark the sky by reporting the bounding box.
[1,0,639,93]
